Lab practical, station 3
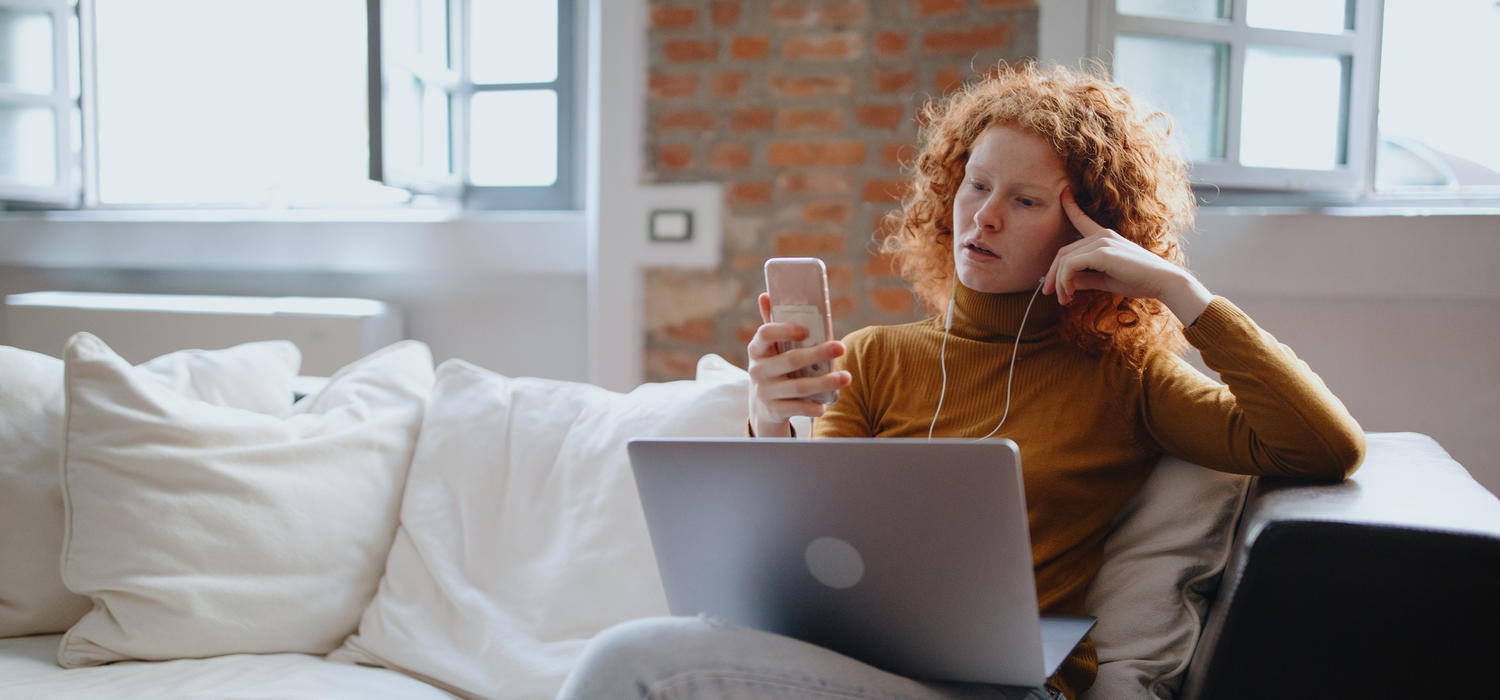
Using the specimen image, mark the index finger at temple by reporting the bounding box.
[1061,188,1108,238]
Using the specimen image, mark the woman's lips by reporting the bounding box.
[963,241,998,259]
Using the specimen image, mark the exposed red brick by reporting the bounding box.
[658,144,694,170]
[776,107,846,132]
[980,0,1035,8]
[645,349,700,381]
[826,262,855,290]
[726,181,774,207]
[830,296,857,317]
[769,74,854,97]
[731,35,770,60]
[866,250,900,277]
[732,253,762,272]
[664,39,718,62]
[735,319,760,345]
[882,142,917,168]
[767,140,867,167]
[935,67,964,93]
[770,1,869,27]
[708,143,753,170]
[657,109,715,131]
[875,31,908,55]
[870,287,915,314]
[862,178,910,203]
[776,170,855,194]
[650,4,698,29]
[774,231,848,256]
[783,32,863,61]
[729,106,774,132]
[801,200,853,224]
[922,25,1012,54]
[711,1,742,26]
[910,0,962,16]
[712,72,750,96]
[855,104,904,130]
[873,69,916,94]
[649,73,699,98]
[664,317,716,343]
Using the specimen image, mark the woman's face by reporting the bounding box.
[951,124,1075,295]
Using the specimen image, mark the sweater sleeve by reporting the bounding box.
[812,327,875,439]
[1138,296,1365,479]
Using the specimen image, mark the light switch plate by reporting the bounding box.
[649,209,693,242]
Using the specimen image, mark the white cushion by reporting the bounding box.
[0,634,458,700]
[1082,458,1251,699]
[56,334,433,666]
[0,340,301,639]
[329,354,750,699]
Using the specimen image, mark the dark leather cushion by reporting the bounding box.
[1183,433,1500,699]
[1191,520,1500,699]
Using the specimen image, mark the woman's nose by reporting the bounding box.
[974,195,1003,230]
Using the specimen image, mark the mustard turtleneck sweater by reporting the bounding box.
[812,282,1365,699]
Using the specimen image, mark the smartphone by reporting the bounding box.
[763,257,839,405]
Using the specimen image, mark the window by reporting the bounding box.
[0,0,579,210]
[369,0,580,209]
[1373,0,1500,194]
[1093,0,1384,192]
[0,0,76,206]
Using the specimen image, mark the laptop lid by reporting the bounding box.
[627,437,1094,688]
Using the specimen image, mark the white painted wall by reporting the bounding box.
[0,213,591,381]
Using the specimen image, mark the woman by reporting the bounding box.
[559,62,1363,700]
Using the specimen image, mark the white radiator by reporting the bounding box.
[2,291,403,377]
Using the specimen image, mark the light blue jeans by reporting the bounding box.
[556,616,1063,700]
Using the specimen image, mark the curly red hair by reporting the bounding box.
[883,61,1195,366]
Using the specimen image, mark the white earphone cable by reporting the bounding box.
[928,277,1045,441]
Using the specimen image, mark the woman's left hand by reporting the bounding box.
[1043,188,1214,325]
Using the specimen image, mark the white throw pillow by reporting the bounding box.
[56,333,433,666]
[0,340,301,639]
[330,354,751,699]
[1082,458,1251,699]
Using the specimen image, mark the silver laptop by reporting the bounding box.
[626,437,1094,688]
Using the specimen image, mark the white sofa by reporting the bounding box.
[3,336,1496,699]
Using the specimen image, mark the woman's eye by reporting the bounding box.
[1017,198,1036,207]
[968,181,987,191]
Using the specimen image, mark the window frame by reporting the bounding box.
[367,0,581,211]
[0,0,80,206]
[1090,0,1385,192]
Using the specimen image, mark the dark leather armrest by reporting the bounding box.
[1181,433,1500,700]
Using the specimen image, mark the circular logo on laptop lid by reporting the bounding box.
[804,536,864,589]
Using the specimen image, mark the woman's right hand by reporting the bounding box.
[747,292,852,438]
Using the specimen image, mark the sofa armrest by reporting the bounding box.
[1181,433,1500,700]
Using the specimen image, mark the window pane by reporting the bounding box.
[419,0,449,68]
[469,90,556,186]
[93,0,373,205]
[0,8,53,93]
[1375,0,1500,189]
[1240,46,1346,170]
[1246,0,1351,35]
[0,104,56,186]
[388,73,422,176]
[470,0,558,84]
[1115,0,1227,22]
[1112,35,1226,161]
[421,81,452,176]
[386,0,418,60]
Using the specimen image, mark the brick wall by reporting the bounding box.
[643,0,1039,381]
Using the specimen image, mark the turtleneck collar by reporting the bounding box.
[946,279,1063,342]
